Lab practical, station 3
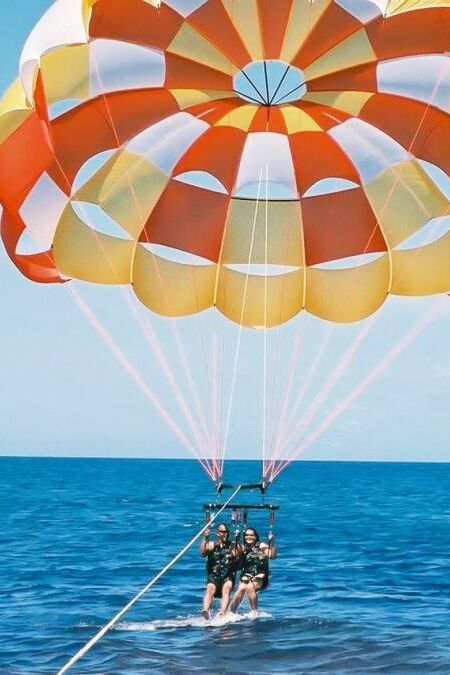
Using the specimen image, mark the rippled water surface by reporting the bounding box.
[2,458,450,674]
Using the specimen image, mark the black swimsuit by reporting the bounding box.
[241,544,269,590]
[206,541,238,598]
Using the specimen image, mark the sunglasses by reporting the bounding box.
[217,529,229,534]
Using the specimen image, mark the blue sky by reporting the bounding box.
[0,0,449,470]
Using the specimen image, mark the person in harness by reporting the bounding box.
[200,522,241,620]
[229,527,276,613]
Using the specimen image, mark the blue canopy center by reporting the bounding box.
[233,60,306,106]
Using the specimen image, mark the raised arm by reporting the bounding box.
[268,541,277,559]
[260,536,277,560]
[268,532,277,559]
[200,529,212,556]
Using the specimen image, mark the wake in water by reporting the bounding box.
[117,610,272,632]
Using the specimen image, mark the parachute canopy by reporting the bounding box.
[1,0,449,327]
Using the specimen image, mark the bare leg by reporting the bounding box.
[246,581,258,611]
[218,579,233,615]
[202,582,216,619]
[230,583,247,613]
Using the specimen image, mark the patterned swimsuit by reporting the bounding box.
[241,544,269,589]
[206,541,237,597]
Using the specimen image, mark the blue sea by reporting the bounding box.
[2,458,450,674]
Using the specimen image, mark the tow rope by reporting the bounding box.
[57,484,242,674]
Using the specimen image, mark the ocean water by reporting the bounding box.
[2,458,450,674]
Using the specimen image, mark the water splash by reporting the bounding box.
[117,610,272,632]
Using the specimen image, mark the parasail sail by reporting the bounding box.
[0,0,449,484]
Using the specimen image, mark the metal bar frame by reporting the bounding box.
[203,503,279,511]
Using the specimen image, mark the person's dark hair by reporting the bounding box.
[244,527,259,544]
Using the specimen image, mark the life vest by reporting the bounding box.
[206,541,236,581]
[242,543,269,579]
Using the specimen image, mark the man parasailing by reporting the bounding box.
[200,523,241,620]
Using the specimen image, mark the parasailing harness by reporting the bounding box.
[203,477,278,557]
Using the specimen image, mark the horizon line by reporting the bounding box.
[1,454,449,465]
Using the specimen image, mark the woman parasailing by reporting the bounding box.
[230,527,277,613]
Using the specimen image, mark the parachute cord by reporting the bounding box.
[76,48,217,470]
[269,55,449,476]
[66,287,215,480]
[220,172,263,472]
[282,315,375,453]
[56,484,242,675]
[262,163,269,475]
[46,109,217,475]
[271,298,446,481]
